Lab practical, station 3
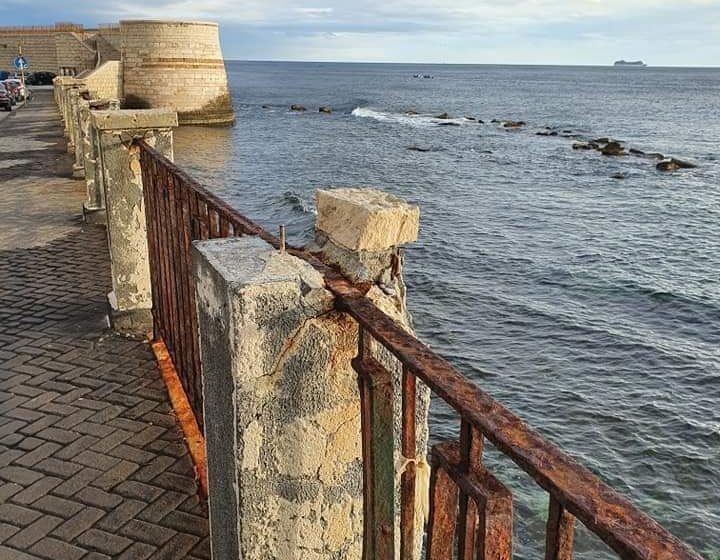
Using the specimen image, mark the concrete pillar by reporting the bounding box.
[193,188,427,560]
[93,108,178,335]
[69,89,86,178]
[81,98,120,225]
[311,188,430,558]
[55,78,83,150]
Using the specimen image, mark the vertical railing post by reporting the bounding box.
[354,329,396,560]
[92,108,178,335]
[545,497,575,560]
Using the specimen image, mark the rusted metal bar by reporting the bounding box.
[426,464,458,559]
[332,294,703,560]
[140,152,160,340]
[179,180,204,427]
[198,196,210,240]
[400,365,416,560]
[219,215,230,238]
[352,330,396,560]
[433,442,512,560]
[457,421,484,559]
[546,497,575,560]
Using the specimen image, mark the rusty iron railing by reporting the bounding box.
[137,139,703,560]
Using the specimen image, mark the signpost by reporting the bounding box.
[13,47,28,100]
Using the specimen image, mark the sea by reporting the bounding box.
[174,62,720,559]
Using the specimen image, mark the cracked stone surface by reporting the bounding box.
[0,91,209,559]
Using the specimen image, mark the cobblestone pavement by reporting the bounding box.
[0,93,210,559]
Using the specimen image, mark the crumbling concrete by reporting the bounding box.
[195,188,428,559]
[93,108,178,335]
[312,187,429,557]
[80,98,120,225]
[194,236,363,560]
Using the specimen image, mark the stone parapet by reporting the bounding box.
[194,188,428,559]
[93,108,178,334]
[194,236,363,559]
[81,98,120,225]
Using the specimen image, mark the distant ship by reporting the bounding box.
[614,60,647,67]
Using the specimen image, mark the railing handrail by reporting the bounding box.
[136,139,704,560]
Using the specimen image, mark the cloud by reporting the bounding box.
[2,1,718,65]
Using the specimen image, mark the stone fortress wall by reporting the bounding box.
[121,21,234,125]
[0,21,234,125]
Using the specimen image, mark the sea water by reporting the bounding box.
[174,62,720,558]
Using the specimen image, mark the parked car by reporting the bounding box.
[4,79,24,102]
[0,84,12,112]
[2,81,19,104]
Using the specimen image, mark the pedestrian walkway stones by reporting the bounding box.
[0,92,209,558]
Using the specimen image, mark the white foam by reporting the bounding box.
[351,107,468,128]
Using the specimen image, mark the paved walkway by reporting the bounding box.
[0,93,209,559]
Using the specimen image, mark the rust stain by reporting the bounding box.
[150,337,208,497]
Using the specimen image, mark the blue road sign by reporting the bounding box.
[14,56,28,70]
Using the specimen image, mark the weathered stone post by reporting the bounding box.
[69,88,86,178]
[54,77,83,150]
[92,109,178,335]
[81,98,120,225]
[193,188,429,560]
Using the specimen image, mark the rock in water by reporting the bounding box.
[573,142,593,150]
[407,145,432,152]
[601,141,625,156]
[319,106,332,113]
[611,173,627,180]
[437,122,460,126]
[656,158,697,171]
[290,104,306,112]
[435,112,451,119]
[503,121,526,128]
[537,130,559,136]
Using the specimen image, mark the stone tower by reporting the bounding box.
[120,20,234,125]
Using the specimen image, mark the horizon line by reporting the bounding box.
[226,59,719,69]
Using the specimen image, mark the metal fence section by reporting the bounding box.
[137,139,703,560]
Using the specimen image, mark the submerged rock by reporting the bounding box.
[407,145,432,152]
[437,121,460,126]
[503,121,526,128]
[290,104,306,112]
[319,106,332,113]
[536,130,559,136]
[656,158,697,171]
[261,105,271,109]
[611,173,627,180]
[464,116,476,121]
[405,110,419,115]
[572,142,594,150]
[435,112,451,119]
[601,141,625,156]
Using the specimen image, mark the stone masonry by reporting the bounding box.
[0,91,209,559]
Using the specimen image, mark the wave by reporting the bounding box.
[282,190,315,215]
[351,107,472,128]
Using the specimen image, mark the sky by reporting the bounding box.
[1,0,718,66]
